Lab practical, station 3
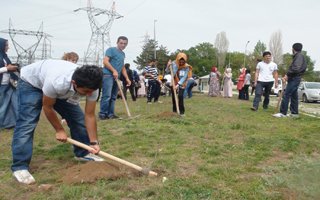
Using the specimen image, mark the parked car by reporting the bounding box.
[298,82,320,103]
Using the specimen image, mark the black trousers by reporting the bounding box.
[243,85,250,100]
[147,80,160,102]
[171,86,185,114]
[123,84,136,101]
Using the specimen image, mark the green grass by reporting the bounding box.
[0,94,319,199]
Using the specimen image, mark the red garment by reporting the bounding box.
[237,68,246,90]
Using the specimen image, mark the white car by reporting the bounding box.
[298,82,320,103]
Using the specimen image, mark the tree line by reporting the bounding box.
[134,31,318,82]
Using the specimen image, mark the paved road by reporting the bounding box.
[267,95,320,116]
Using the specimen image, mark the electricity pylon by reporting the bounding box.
[74,0,123,66]
[0,19,52,66]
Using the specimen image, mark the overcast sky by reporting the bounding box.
[1,0,319,70]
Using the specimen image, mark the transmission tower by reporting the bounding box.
[0,19,52,66]
[39,34,52,60]
[74,0,123,66]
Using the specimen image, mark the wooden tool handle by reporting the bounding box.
[275,81,287,113]
[67,138,157,176]
[115,79,132,117]
[169,64,180,115]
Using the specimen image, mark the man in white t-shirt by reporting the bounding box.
[251,51,278,111]
[11,60,104,185]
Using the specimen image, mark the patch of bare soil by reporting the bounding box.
[155,111,179,118]
[237,150,293,181]
[279,188,299,200]
[60,162,137,184]
[258,150,293,168]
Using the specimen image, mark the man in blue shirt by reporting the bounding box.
[99,36,131,119]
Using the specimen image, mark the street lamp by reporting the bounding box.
[243,40,250,67]
[154,19,157,59]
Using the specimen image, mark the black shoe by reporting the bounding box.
[99,116,109,120]
[250,107,257,111]
[109,115,122,120]
[263,106,268,109]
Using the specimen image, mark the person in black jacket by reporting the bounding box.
[273,43,307,118]
[120,63,136,101]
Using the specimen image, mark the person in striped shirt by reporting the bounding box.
[144,59,162,104]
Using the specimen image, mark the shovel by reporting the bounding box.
[169,64,180,115]
[275,80,287,113]
[67,138,158,176]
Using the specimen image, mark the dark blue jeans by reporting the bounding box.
[99,74,118,118]
[183,79,195,98]
[252,81,274,110]
[280,77,301,115]
[147,80,158,102]
[11,80,90,172]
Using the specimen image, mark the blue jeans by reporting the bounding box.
[0,84,18,129]
[11,80,90,171]
[280,77,301,115]
[252,81,274,110]
[99,74,118,118]
[183,79,194,98]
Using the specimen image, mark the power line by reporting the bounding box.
[10,11,74,27]
[124,0,148,16]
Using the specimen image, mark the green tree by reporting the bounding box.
[155,45,170,75]
[174,42,217,77]
[253,40,267,60]
[226,51,246,79]
[134,39,170,73]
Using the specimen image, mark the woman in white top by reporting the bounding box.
[223,67,233,98]
[137,74,146,97]
[0,38,19,129]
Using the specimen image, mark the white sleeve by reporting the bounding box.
[86,89,99,102]
[42,79,58,98]
[256,63,260,70]
[0,66,8,74]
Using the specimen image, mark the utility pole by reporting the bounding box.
[153,19,157,60]
[0,19,51,66]
[74,0,123,67]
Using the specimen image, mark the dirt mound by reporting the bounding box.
[61,162,135,184]
[156,111,179,118]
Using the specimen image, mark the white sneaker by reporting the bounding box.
[288,113,299,118]
[75,153,104,162]
[273,113,287,118]
[13,170,36,184]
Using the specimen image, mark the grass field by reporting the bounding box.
[0,94,319,200]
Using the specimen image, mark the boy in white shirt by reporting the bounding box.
[11,60,104,184]
[251,51,278,111]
